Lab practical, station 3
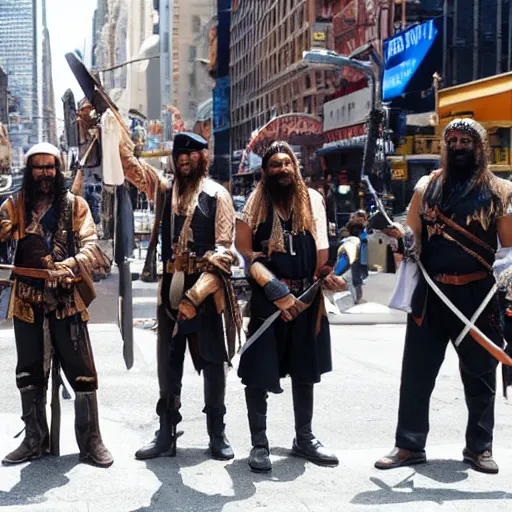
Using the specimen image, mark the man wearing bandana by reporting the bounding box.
[1,143,113,467]
[375,119,512,474]
[119,132,240,461]
[235,141,347,473]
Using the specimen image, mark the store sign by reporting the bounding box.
[312,22,329,49]
[213,77,230,133]
[323,124,366,144]
[383,18,442,101]
[323,88,371,133]
[246,113,323,156]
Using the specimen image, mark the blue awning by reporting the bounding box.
[316,136,366,156]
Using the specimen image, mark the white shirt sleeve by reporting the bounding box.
[101,109,125,186]
[308,188,329,251]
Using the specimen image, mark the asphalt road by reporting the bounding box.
[1,271,512,510]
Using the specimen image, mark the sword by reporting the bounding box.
[417,260,512,365]
[240,279,323,357]
[240,237,361,356]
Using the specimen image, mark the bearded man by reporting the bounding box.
[375,119,512,474]
[119,131,239,461]
[235,141,347,473]
[1,143,113,467]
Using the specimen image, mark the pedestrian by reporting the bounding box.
[235,141,347,473]
[1,143,113,468]
[345,216,366,303]
[375,118,512,474]
[119,131,240,461]
[350,209,369,279]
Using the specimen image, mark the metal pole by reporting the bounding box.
[443,0,448,82]
[160,0,172,133]
[473,0,479,80]
[509,0,512,71]
[401,0,406,29]
[453,0,458,83]
[497,0,503,74]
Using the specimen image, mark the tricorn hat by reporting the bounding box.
[173,132,208,157]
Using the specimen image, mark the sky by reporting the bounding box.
[46,0,97,133]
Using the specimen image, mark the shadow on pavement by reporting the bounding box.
[0,454,79,507]
[132,445,308,512]
[351,459,512,506]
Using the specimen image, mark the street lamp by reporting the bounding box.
[302,48,391,219]
[302,48,376,112]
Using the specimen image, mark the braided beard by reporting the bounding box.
[175,168,204,215]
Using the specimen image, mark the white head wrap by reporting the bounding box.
[24,143,61,165]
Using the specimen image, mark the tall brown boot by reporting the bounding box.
[74,392,114,468]
[2,386,49,465]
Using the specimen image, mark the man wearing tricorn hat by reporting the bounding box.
[0,142,113,468]
[375,118,512,474]
[119,131,240,461]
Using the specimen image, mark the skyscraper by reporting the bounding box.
[0,0,38,160]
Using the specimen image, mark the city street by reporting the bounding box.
[1,273,512,511]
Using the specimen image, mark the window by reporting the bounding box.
[191,15,201,34]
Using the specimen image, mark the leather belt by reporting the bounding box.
[165,258,206,275]
[433,271,488,286]
[280,278,311,294]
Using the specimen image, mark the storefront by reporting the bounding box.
[438,71,512,176]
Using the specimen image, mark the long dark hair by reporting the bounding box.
[23,156,67,226]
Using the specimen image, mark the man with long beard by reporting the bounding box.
[375,118,512,474]
[119,132,239,461]
[235,141,347,473]
[1,143,113,467]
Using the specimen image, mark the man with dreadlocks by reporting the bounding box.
[119,131,240,461]
[0,143,113,467]
[235,141,348,473]
[374,119,512,474]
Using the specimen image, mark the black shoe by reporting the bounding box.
[292,437,339,467]
[463,448,499,474]
[249,445,272,473]
[135,426,177,460]
[209,433,234,461]
[374,447,427,470]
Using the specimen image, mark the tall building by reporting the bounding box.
[445,0,512,86]
[174,0,216,128]
[0,0,38,155]
[230,0,336,153]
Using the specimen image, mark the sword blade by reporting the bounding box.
[417,260,512,365]
[240,280,323,356]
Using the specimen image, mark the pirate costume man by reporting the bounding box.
[1,143,113,468]
[375,119,512,474]
[119,131,240,461]
[235,141,347,473]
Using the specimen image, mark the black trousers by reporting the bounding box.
[396,281,502,454]
[156,304,226,417]
[13,306,98,392]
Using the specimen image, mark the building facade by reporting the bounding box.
[0,0,38,158]
[230,0,336,153]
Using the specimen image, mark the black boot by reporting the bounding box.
[203,364,234,460]
[135,396,181,460]
[291,381,338,467]
[245,387,271,473]
[207,414,234,460]
[75,392,114,468]
[3,386,49,465]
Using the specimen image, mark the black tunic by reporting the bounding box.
[159,180,226,366]
[238,208,332,393]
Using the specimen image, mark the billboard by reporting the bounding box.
[382,18,443,108]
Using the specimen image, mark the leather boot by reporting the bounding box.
[74,392,114,468]
[207,414,234,460]
[245,387,271,473]
[135,396,181,460]
[3,387,49,465]
[291,381,338,467]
